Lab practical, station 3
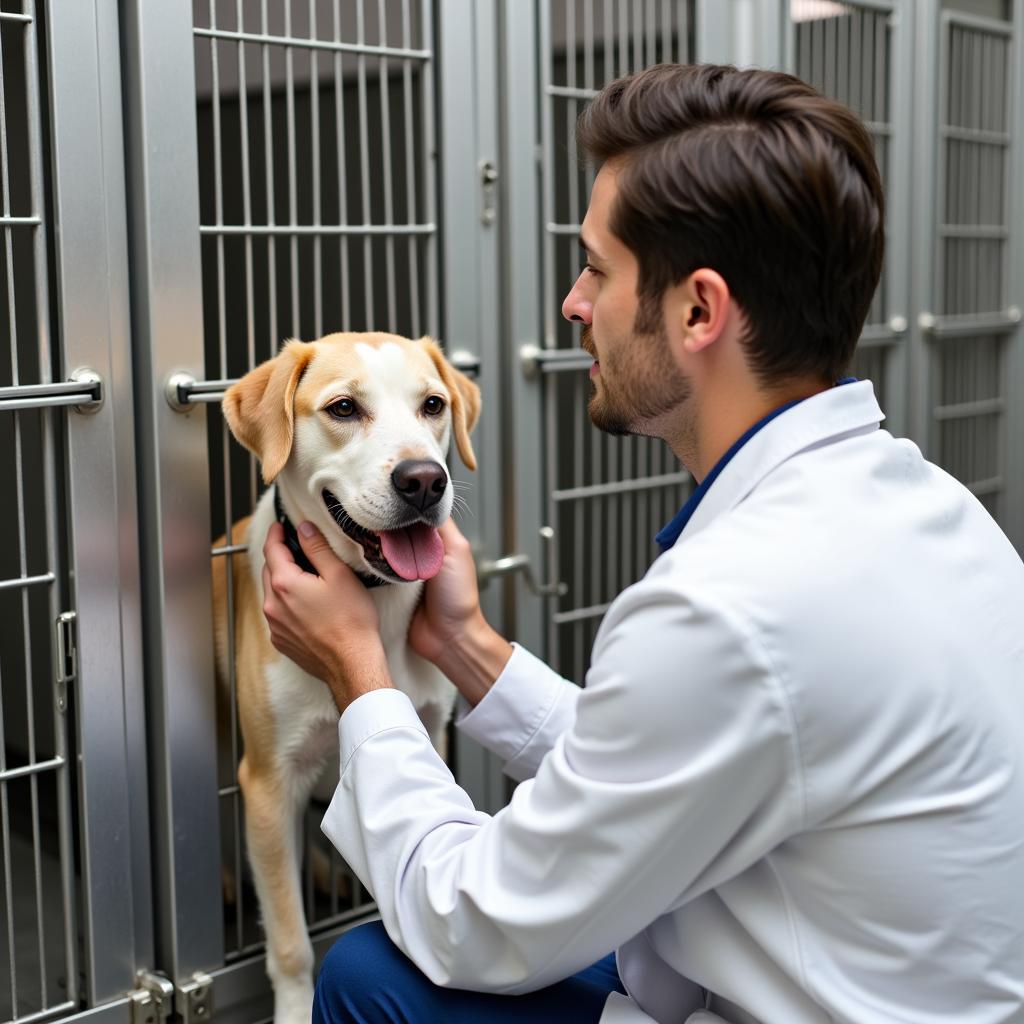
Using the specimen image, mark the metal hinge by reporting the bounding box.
[130,971,174,1024]
[54,611,76,714]
[176,972,214,1024]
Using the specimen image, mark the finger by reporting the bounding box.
[438,517,468,549]
[296,520,349,580]
[263,520,303,580]
[261,565,277,614]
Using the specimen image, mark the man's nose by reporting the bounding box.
[391,459,447,513]
[562,272,593,325]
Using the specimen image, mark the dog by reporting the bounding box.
[212,331,480,1023]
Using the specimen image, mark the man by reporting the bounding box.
[261,64,1024,1023]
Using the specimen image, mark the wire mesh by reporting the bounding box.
[191,0,438,962]
[539,0,695,684]
[0,2,78,1021]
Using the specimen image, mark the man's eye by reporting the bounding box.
[583,262,601,276]
[423,395,445,416]
[327,398,357,418]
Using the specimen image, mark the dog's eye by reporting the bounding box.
[423,395,445,417]
[327,398,357,419]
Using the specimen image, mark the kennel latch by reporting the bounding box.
[520,344,593,379]
[54,611,77,714]
[477,528,568,597]
[130,971,174,1024]
[0,370,103,413]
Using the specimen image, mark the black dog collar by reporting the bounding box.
[273,487,389,589]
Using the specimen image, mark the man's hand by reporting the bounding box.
[408,520,513,706]
[407,520,483,664]
[261,520,393,713]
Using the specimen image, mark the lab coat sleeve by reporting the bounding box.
[321,582,804,994]
[455,642,582,781]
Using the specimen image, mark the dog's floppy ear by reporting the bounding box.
[223,340,315,484]
[419,337,481,471]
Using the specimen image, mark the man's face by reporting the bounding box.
[562,161,691,437]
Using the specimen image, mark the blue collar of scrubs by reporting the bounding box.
[654,377,859,553]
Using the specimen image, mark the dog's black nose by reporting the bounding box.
[391,459,447,512]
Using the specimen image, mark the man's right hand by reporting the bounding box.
[409,519,513,707]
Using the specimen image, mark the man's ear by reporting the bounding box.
[677,269,730,356]
[222,340,316,484]
[419,337,481,471]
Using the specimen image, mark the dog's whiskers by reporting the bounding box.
[451,494,475,521]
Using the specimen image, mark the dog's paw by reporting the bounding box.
[272,977,315,1024]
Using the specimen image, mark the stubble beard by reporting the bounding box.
[582,321,691,438]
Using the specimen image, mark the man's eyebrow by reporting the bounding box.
[578,233,605,262]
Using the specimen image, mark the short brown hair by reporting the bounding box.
[576,63,885,388]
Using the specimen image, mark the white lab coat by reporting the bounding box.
[322,381,1024,1023]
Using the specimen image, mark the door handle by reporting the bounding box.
[476,528,567,597]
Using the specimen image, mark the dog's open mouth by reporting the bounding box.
[322,489,444,583]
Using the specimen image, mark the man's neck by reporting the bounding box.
[666,376,830,483]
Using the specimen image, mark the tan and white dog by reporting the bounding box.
[212,331,480,1023]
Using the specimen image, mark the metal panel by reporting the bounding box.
[437,0,508,815]
[502,0,546,666]
[45,0,155,1003]
[121,0,225,984]
[697,0,784,67]
[1007,2,1024,553]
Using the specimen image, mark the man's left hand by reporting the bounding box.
[261,520,393,713]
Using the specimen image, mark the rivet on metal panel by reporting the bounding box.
[888,315,908,334]
[177,971,214,1024]
[918,312,936,332]
[1007,306,1021,324]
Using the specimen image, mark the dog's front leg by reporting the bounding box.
[239,755,315,1024]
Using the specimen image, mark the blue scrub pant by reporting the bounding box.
[312,920,626,1023]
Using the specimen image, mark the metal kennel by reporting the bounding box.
[0,1,1021,1022]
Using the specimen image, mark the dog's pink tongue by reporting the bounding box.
[379,523,444,581]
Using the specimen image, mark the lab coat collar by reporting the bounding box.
[658,379,884,551]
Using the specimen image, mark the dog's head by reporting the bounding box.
[223,331,480,583]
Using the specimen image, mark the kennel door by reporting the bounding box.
[1,2,153,1022]
[123,1,465,1018]
[502,0,698,686]
[785,0,915,444]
